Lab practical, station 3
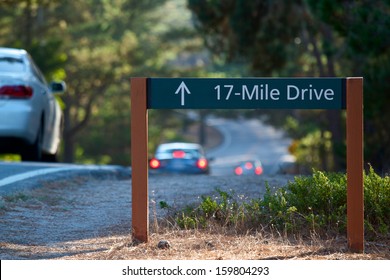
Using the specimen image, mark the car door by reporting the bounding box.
[27,55,56,148]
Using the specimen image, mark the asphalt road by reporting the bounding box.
[0,118,296,260]
[206,118,293,176]
[0,118,293,194]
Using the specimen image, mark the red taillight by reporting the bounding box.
[235,166,243,175]
[245,162,253,169]
[149,158,161,169]
[196,158,208,169]
[255,166,263,175]
[0,85,33,99]
[172,150,185,158]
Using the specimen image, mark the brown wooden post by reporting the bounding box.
[346,77,364,252]
[130,77,149,242]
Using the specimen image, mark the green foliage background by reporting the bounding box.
[1,0,390,173]
[188,0,390,173]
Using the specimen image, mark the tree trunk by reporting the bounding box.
[24,0,33,48]
[322,25,344,171]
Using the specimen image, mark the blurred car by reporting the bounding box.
[234,160,263,176]
[0,47,65,161]
[149,142,211,175]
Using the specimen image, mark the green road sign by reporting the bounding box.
[147,78,346,109]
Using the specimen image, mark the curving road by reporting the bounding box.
[206,118,294,176]
[0,118,293,194]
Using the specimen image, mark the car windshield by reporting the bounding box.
[157,148,201,158]
[0,57,25,73]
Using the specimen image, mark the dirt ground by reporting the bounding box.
[0,176,388,260]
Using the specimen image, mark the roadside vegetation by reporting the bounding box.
[159,168,389,242]
[105,169,389,260]
[0,172,388,259]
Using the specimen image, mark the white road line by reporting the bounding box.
[0,164,124,189]
[0,167,82,188]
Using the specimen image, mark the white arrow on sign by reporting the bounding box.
[175,81,191,106]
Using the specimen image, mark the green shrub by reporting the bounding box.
[268,170,348,235]
[169,188,244,230]
[364,167,390,236]
[169,168,389,239]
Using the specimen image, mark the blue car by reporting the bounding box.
[149,142,210,175]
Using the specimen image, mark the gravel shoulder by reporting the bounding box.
[0,174,291,259]
[0,174,388,260]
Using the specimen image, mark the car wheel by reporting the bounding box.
[21,123,43,162]
[42,153,58,162]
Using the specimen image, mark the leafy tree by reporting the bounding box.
[0,0,66,78]
[188,0,390,172]
[307,0,390,172]
[1,0,205,164]
[71,0,207,164]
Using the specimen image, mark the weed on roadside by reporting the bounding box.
[160,169,389,242]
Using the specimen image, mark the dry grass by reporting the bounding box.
[1,217,389,260]
[51,226,389,260]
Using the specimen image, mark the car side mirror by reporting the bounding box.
[50,81,66,94]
